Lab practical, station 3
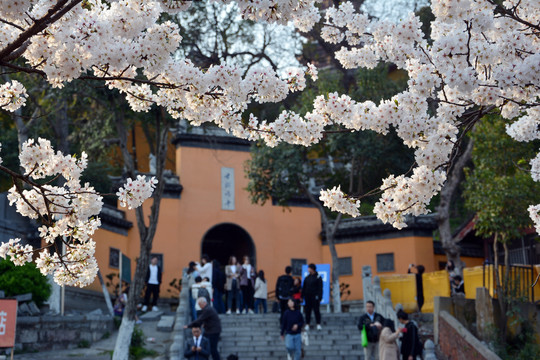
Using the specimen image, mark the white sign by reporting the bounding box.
[221,167,235,210]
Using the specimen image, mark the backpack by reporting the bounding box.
[277,275,293,299]
[198,287,211,303]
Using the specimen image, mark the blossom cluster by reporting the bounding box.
[1,138,155,287]
[117,175,158,209]
[0,80,28,112]
[374,167,447,229]
[319,186,361,218]
[239,0,538,229]
[0,238,33,266]
[528,205,540,234]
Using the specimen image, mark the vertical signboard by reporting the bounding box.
[0,299,17,348]
[221,167,235,210]
[301,264,331,305]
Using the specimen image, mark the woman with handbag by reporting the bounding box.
[225,256,242,314]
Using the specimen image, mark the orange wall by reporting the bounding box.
[85,228,131,293]
[322,236,435,300]
[109,145,322,297]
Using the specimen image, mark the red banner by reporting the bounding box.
[0,299,18,348]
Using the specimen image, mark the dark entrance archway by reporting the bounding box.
[201,223,256,268]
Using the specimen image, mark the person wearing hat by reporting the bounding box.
[301,263,323,331]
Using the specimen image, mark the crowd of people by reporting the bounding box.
[110,255,465,360]
[180,257,469,360]
[359,301,423,360]
[183,257,326,360]
[109,254,465,360]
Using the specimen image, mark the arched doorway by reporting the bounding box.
[201,223,256,268]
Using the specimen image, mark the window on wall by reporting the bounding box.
[338,257,353,276]
[291,259,307,276]
[109,247,120,269]
[376,253,395,272]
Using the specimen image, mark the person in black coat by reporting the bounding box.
[408,264,425,312]
[281,299,305,360]
[185,298,222,360]
[301,263,323,330]
[397,309,422,360]
[275,266,294,323]
[212,260,226,313]
[357,300,385,360]
[184,325,211,359]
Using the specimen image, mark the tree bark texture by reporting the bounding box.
[437,138,474,276]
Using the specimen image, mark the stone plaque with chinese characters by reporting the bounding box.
[221,167,235,210]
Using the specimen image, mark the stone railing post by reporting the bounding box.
[169,269,190,360]
[362,265,373,310]
[373,276,381,304]
[423,339,437,360]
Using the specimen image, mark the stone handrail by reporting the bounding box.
[168,270,191,360]
[362,265,401,326]
[362,265,437,360]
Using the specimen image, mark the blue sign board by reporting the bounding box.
[301,263,330,305]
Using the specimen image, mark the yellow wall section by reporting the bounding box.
[321,236,436,300]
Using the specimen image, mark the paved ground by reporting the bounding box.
[13,313,173,360]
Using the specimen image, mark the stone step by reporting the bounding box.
[139,310,164,320]
[156,315,175,332]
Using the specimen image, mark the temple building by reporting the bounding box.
[86,123,485,302]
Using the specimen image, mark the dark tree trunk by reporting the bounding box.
[437,138,474,276]
[303,185,343,313]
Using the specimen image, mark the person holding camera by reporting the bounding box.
[407,264,425,312]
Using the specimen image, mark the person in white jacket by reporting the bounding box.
[254,270,268,314]
[195,254,213,284]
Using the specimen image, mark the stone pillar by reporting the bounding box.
[433,296,440,345]
[476,287,496,341]
[373,275,381,304]
[362,265,372,311]
[383,288,398,326]
[46,274,61,314]
[424,339,437,360]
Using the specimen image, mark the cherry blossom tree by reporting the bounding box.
[0,0,539,356]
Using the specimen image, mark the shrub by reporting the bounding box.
[0,259,51,306]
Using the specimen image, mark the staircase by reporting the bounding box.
[218,312,365,360]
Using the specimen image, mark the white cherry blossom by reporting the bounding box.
[117,175,158,209]
[319,186,361,218]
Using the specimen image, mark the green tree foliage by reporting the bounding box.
[0,259,51,305]
[463,113,540,341]
[463,114,540,242]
